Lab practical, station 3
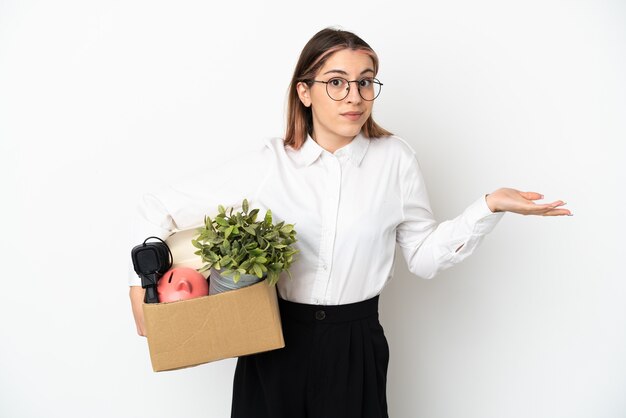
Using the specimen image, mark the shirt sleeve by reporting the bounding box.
[127,141,273,286]
[395,154,505,280]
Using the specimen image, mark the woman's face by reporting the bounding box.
[297,48,376,145]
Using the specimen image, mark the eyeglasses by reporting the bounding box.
[309,77,383,101]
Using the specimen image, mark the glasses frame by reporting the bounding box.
[309,77,383,101]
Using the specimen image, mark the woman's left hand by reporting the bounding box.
[485,188,572,216]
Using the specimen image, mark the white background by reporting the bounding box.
[1,1,624,417]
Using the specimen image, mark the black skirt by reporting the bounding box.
[231,295,390,418]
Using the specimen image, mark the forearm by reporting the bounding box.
[399,194,505,279]
[129,286,146,336]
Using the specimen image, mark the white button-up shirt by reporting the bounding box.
[128,133,505,305]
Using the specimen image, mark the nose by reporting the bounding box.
[345,81,362,103]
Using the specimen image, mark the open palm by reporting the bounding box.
[486,188,572,216]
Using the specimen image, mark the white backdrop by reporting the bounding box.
[1,1,624,417]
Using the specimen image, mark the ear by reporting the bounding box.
[296,82,312,107]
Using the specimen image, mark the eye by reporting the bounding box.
[328,78,345,88]
[359,78,373,88]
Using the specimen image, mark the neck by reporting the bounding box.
[311,132,355,154]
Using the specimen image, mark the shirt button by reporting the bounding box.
[322,264,327,271]
[315,310,326,321]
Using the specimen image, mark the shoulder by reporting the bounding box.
[259,137,288,161]
[369,134,417,154]
[262,136,286,152]
[368,134,419,166]
[233,137,279,163]
[223,137,296,169]
[261,136,299,162]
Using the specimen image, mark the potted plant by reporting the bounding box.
[192,198,299,294]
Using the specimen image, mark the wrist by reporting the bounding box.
[485,193,499,213]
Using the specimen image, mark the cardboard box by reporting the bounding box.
[142,229,285,372]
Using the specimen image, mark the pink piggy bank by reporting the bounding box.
[157,267,209,302]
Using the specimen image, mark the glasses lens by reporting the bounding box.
[358,78,381,101]
[326,78,349,101]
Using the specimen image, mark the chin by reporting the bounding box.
[337,124,364,139]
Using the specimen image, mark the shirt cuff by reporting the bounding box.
[463,194,506,236]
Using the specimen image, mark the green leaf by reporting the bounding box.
[270,262,283,270]
[268,271,279,286]
[221,255,232,267]
[242,199,249,214]
[252,263,263,278]
[264,209,272,225]
[248,208,259,222]
[264,231,278,240]
[215,217,229,227]
[218,204,226,215]
[224,225,234,240]
[280,225,294,234]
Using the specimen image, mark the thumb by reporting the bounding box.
[520,191,544,201]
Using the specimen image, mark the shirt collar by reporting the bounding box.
[298,132,370,168]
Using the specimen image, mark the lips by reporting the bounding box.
[341,111,363,121]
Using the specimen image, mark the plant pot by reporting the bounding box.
[209,267,265,295]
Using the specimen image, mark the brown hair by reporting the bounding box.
[284,27,392,150]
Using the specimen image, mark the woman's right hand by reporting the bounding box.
[129,286,147,336]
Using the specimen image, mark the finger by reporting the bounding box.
[540,200,566,208]
[541,208,573,216]
[520,191,544,201]
[527,201,567,215]
[536,201,571,215]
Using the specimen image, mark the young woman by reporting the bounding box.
[129,27,571,418]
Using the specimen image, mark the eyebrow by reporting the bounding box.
[322,68,375,76]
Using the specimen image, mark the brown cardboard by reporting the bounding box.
[142,228,285,372]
